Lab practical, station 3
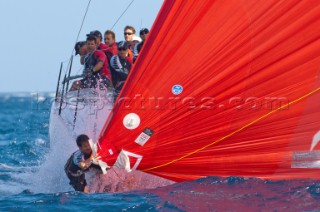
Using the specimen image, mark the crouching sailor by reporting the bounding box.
[70,35,112,91]
[64,134,103,193]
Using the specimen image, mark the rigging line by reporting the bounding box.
[143,86,320,171]
[72,0,92,56]
[111,167,125,181]
[64,0,92,74]
[111,0,135,30]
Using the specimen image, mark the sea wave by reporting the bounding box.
[0,177,320,211]
[0,92,55,98]
[0,163,38,172]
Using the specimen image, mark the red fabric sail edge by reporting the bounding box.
[98,0,320,181]
[98,0,175,142]
[97,0,177,166]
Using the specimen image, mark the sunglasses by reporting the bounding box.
[118,48,127,51]
[124,32,133,36]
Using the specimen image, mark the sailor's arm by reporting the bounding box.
[91,51,106,73]
[79,47,87,65]
[80,55,85,65]
[73,151,93,170]
[92,61,103,73]
[78,156,93,170]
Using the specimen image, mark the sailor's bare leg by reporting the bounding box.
[84,185,89,193]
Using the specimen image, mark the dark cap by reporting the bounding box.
[74,41,86,55]
[140,28,149,35]
[117,41,128,50]
[86,30,102,39]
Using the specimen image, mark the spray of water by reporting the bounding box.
[19,89,174,194]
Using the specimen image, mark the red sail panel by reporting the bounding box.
[98,0,320,181]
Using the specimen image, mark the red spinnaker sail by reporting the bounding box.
[98,0,320,181]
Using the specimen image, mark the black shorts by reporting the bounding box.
[68,174,87,192]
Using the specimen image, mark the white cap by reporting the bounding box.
[132,35,142,42]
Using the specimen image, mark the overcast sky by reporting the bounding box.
[0,0,163,92]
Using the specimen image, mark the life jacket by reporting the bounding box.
[136,41,144,54]
[127,48,133,62]
[84,52,100,72]
[109,55,132,91]
[64,151,101,178]
[64,152,89,177]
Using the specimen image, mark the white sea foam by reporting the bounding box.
[0,180,26,195]
[35,138,46,146]
[0,163,37,172]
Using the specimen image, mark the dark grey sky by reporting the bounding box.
[0,0,163,92]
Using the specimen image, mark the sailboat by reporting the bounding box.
[51,0,320,191]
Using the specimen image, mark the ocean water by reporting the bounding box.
[0,92,320,211]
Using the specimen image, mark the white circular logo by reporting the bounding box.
[172,84,183,95]
[123,113,141,130]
